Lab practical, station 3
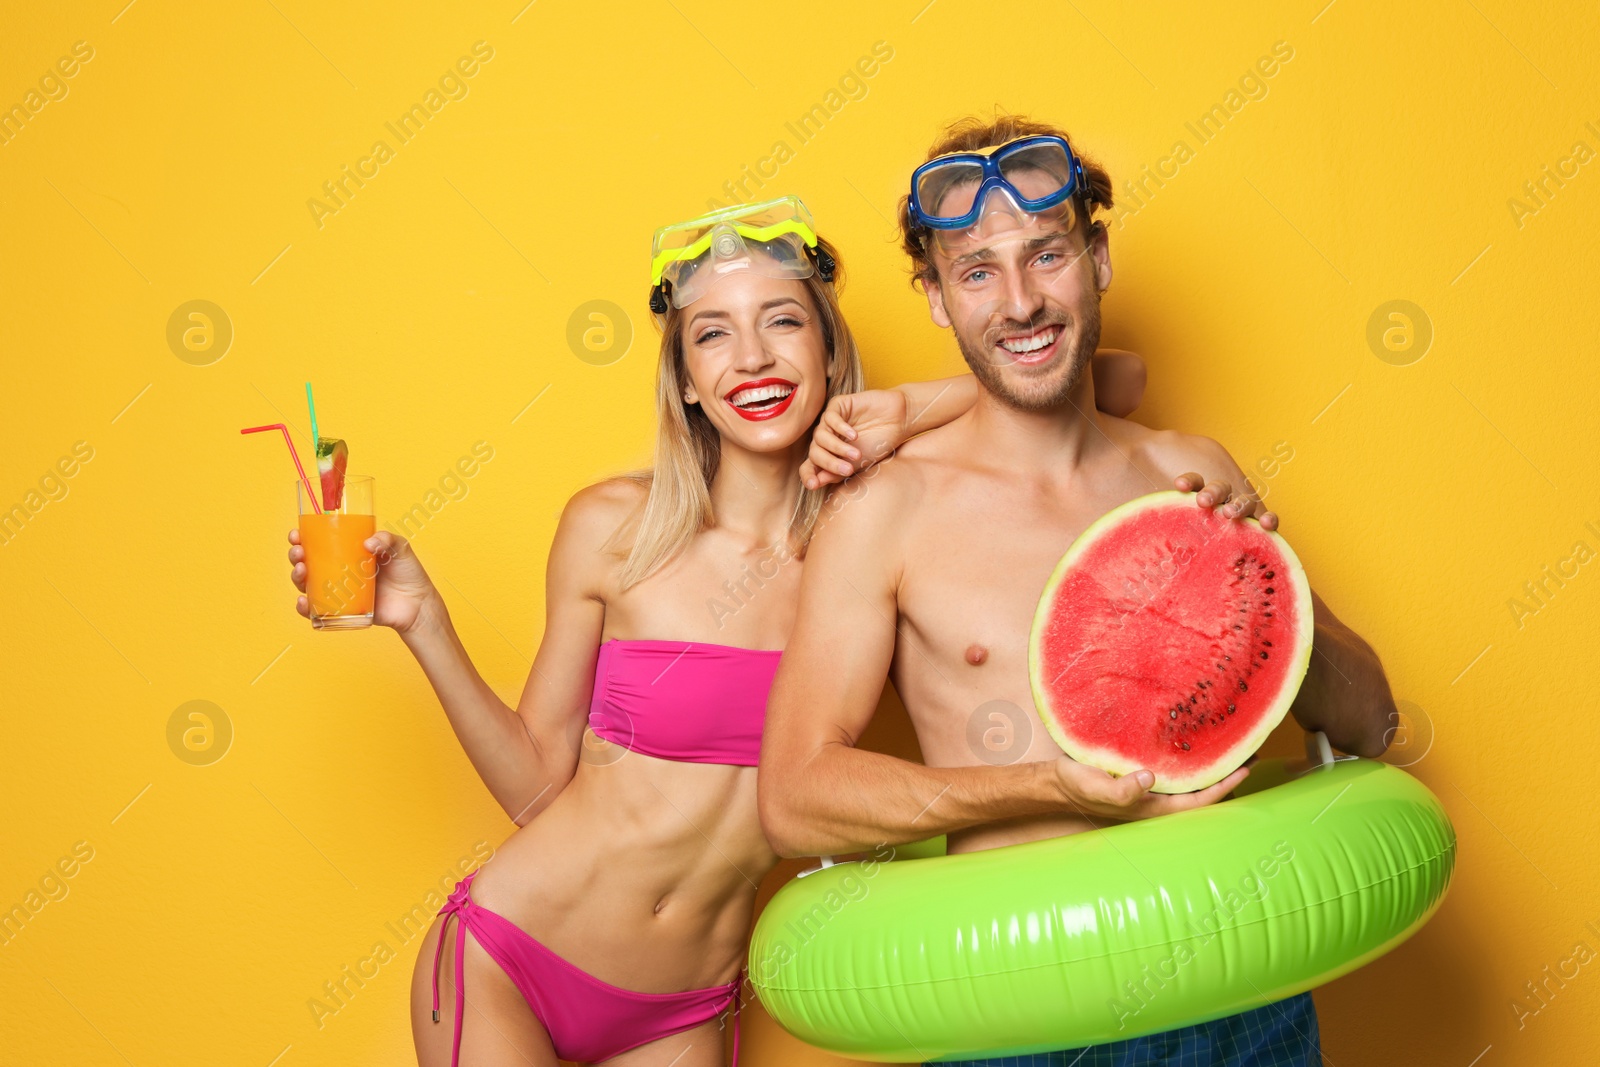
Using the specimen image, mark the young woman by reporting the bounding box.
[286,197,1144,1067]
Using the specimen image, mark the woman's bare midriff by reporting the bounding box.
[466,730,776,994]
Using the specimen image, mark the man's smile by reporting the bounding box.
[996,324,1062,365]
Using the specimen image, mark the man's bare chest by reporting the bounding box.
[896,473,1158,664]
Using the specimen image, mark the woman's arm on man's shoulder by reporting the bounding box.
[801,349,1148,489]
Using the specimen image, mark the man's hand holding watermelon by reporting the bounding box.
[1173,470,1278,531]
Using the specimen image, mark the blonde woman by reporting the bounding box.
[285,196,1144,1067]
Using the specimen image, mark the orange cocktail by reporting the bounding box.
[297,475,375,629]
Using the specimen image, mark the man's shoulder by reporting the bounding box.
[832,416,971,507]
[1111,419,1236,483]
[809,432,944,550]
[880,415,980,486]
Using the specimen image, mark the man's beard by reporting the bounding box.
[950,296,1102,413]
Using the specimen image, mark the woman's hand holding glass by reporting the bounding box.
[288,529,442,634]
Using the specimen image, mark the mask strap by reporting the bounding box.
[809,244,836,283]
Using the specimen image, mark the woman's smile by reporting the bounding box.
[724,377,799,421]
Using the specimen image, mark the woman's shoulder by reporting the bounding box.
[567,473,649,514]
[557,474,650,555]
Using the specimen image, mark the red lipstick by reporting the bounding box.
[724,377,799,421]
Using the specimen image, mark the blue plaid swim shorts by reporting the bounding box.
[928,992,1320,1067]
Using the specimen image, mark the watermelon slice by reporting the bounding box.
[315,436,348,510]
[1028,490,1314,793]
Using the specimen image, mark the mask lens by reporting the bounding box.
[997,140,1075,204]
[915,159,986,223]
[664,231,814,308]
[926,188,1080,256]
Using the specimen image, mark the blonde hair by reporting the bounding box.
[619,235,864,588]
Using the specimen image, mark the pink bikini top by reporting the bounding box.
[587,639,781,767]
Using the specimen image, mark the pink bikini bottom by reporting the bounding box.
[431,871,742,1065]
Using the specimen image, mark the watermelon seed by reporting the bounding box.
[1263,640,1273,647]
[1266,587,1275,594]
[1170,709,1178,719]
[1227,704,1236,713]
[1260,650,1269,660]
[1181,742,1191,750]
[1238,680,1249,692]
[1265,570,1274,579]
[1224,654,1231,661]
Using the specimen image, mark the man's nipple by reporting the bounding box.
[965,644,988,666]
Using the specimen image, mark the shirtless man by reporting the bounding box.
[759,115,1397,1066]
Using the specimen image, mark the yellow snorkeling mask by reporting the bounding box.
[649,196,835,315]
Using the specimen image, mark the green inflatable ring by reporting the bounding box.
[750,756,1455,1061]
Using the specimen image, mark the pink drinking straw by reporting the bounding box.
[241,423,322,513]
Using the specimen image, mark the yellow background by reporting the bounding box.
[3,1,1597,1064]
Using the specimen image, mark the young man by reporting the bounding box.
[758,115,1397,1065]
